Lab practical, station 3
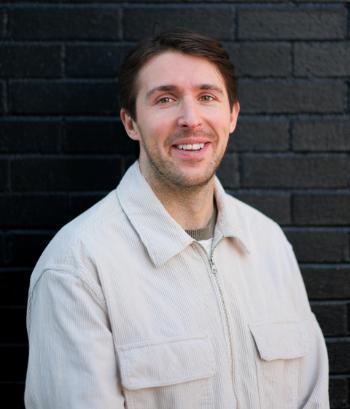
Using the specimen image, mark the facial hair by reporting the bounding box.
[140,127,226,192]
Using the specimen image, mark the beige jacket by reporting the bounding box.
[25,161,329,409]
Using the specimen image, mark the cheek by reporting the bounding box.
[152,110,177,127]
[208,111,233,133]
[140,110,174,132]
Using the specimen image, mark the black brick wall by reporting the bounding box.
[0,1,349,408]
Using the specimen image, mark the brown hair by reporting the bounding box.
[119,29,237,120]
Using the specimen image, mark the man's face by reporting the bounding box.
[121,51,240,190]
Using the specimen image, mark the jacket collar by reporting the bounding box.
[213,179,250,255]
[116,161,250,267]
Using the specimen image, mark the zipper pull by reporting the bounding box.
[210,257,218,274]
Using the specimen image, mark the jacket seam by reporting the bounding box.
[29,266,107,311]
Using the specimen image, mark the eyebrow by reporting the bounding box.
[146,85,177,100]
[145,83,225,99]
[199,84,224,95]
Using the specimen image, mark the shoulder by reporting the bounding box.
[30,189,127,289]
[224,192,290,251]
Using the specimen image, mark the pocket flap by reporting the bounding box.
[117,335,215,390]
[249,321,309,361]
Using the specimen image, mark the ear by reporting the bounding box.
[229,101,240,134]
[120,108,141,141]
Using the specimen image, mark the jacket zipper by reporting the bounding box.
[208,250,235,387]
[194,240,239,406]
[196,239,236,393]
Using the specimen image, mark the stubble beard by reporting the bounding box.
[140,129,227,193]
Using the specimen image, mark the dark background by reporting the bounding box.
[0,1,349,408]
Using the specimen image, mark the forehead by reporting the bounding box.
[136,51,226,95]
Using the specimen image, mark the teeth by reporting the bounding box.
[176,143,205,151]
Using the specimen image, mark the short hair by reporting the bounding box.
[119,29,237,120]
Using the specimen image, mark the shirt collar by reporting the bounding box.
[116,161,250,267]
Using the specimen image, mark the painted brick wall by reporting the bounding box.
[0,1,349,408]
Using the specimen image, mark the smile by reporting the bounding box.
[175,143,205,151]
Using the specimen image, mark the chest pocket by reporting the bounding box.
[250,320,309,409]
[117,335,216,409]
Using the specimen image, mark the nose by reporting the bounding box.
[177,98,202,129]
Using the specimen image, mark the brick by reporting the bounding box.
[227,43,291,77]
[0,383,25,409]
[287,0,345,1]
[238,7,346,40]
[293,193,350,225]
[285,229,349,263]
[66,45,125,78]
[63,120,137,155]
[11,157,123,191]
[0,44,61,78]
[123,7,235,41]
[329,377,349,409]
[0,10,4,39]
[0,160,8,191]
[0,269,30,306]
[0,0,310,2]
[6,0,314,2]
[234,192,291,225]
[0,120,61,153]
[0,235,4,265]
[1,232,54,268]
[17,0,124,1]
[327,340,350,374]
[295,42,350,77]
[228,117,289,152]
[9,81,118,115]
[8,7,120,40]
[0,81,4,115]
[238,80,346,114]
[242,154,350,188]
[122,155,138,175]
[0,307,26,343]
[0,194,69,228]
[302,266,350,300]
[0,346,28,381]
[216,154,239,189]
[69,193,105,220]
[311,302,348,336]
[292,119,350,152]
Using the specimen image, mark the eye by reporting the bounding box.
[157,96,175,104]
[200,95,215,102]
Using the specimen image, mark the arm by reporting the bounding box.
[25,269,125,409]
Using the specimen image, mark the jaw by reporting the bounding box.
[138,128,229,191]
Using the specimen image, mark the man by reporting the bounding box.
[25,29,329,408]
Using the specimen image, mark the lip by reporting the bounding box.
[171,137,210,146]
[170,141,211,160]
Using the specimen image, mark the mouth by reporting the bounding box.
[175,143,205,151]
[170,141,211,160]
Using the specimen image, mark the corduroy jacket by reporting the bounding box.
[25,161,329,409]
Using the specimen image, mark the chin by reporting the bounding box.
[169,171,216,189]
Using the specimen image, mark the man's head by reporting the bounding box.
[119,29,237,121]
[119,29,240,191]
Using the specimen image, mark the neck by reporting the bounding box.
[159,183,215,231]
[141,168,215,231]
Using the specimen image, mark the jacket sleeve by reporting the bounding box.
[25,269,125,409]
[286,244,330,409]
[298,316,330,409]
